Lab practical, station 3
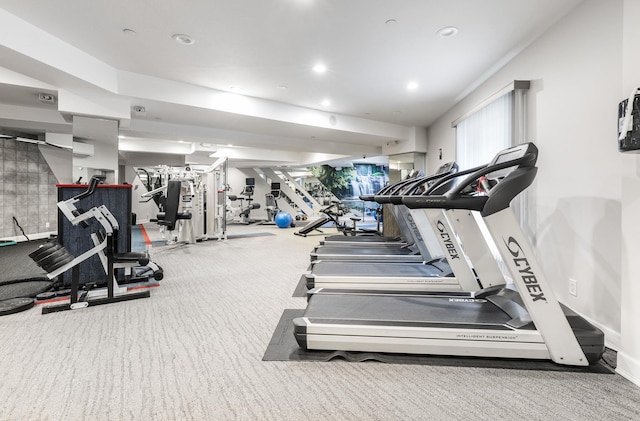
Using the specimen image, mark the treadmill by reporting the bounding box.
[293,143,605,366]
[306,165,506,292]
[308,182,444,263]
[308,164,470,263]
[318,169,442,247]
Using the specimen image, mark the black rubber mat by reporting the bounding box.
[263,309,616,374]
[292,275,308,297]
[0,239,49,283]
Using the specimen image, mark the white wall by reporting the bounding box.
[72,117,119,183]
[123,166,160,225]
[427,0,623,348]
[618,0,640,388]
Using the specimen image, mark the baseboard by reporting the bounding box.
[616,351,640,387]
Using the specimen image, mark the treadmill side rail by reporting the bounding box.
[483,210,591,366]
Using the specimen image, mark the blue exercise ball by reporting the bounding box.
[275,211,293,228]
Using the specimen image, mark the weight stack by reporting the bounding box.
[28,241,75,274]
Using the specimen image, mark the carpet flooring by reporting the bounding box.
[0,223,638,420]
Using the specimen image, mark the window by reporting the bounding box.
[452,81,533,264]
[455,91,513,170]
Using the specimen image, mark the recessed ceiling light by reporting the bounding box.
[407,81,419,90]
[436,26,459,38]
[172,33,195,45]
[313,63,327,73]
[321,99,331,107]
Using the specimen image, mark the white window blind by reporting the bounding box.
[452,81,533,264]
[455,91,513,170]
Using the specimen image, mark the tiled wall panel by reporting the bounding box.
[1,139,58,239]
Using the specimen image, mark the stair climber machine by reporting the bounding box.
[29,176,162,314]
[293,143,605,366]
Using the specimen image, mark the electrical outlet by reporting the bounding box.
[45,222,50,229]
[569,278,577,297]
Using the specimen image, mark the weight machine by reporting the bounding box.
[29,176,161,314]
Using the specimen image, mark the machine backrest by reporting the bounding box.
[159,180,181,231]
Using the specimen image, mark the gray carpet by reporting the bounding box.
[0,223,639,421]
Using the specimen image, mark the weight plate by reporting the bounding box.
[0,298,35,316]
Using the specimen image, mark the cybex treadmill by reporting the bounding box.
[306,164,507,292]
[293,143,605,366]
[318,166,455,247]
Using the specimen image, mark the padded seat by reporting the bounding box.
[114,252,149,266]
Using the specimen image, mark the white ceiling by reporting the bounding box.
[0,0,583,168]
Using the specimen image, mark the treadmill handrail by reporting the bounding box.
[423,164,485,196]
[360,172,422,201]
[402,163,459,196]
[372,177,429,203]
[447,152,537,196]
[372,167,458,204]
[424,143,538,197]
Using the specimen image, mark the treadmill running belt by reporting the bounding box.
[303,293,514,327]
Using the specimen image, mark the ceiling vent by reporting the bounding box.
[38,93,56,104]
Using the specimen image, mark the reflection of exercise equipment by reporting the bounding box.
[263,182,281,225]
[226,178,261,224]
[294,201,347,237]
[29,176,160,314]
